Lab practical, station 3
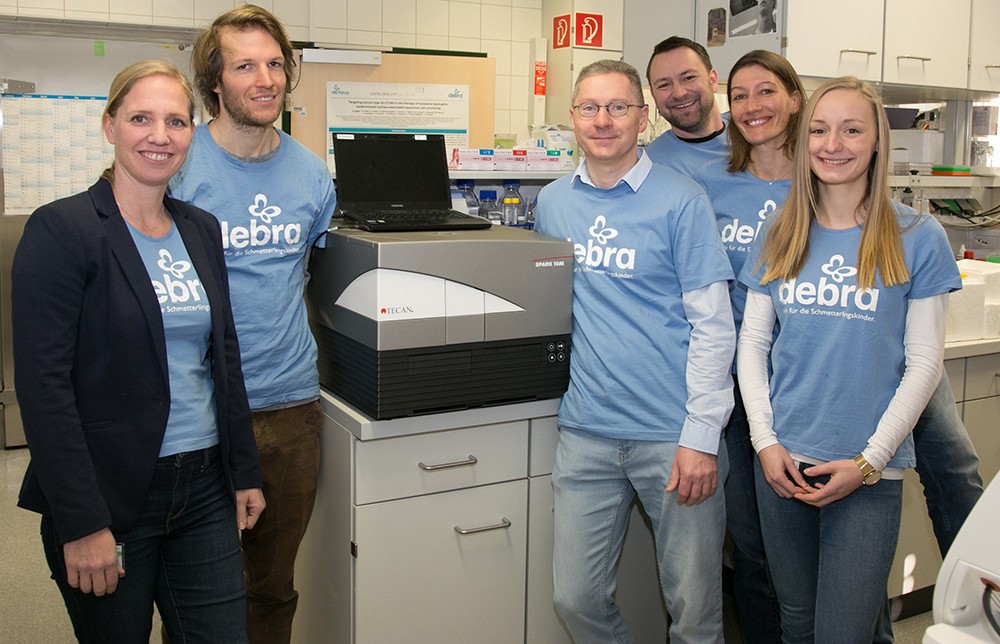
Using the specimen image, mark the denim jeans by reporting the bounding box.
[912,371,983,555]
[41,446,248,644]
[755,460,902,644]
[242,401,322,644]
[724,379,782,644]
[552,426,728,644]
[872,371,984,642]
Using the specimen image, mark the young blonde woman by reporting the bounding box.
[736,77,961,643]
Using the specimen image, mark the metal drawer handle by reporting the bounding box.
[840,49,877,56]
[897,55,932,62]
[986,65,1000,69]
[418,455,478,471]
[454,517,512,535]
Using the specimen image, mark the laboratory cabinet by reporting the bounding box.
[291,395,563,644]
[968,0,1000,91]
[291,393,677,644]
[697,0,972,90]
[886,343,1000,604]
[881,0,971,88]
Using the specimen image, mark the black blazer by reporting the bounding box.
[12,179,261,545]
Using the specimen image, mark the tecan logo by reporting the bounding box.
[219,194,302,250]
[573,215,635,270]
[779,254,879,311]
[380,306,415,315]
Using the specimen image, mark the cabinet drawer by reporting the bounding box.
[964,354,1000,401]
[529,416,559,477]
[354,421,528,504]
[354,480,527,644]
[964,397,1000,486]
[944,358,965,402]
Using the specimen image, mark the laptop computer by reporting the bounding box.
[332,132,492,232]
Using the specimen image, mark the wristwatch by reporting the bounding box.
[853,454,882,486]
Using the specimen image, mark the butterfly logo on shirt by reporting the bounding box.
[588,216,619,245]
[821,255,858,283]
[157,249,191,279]
[758,200,778,220]
[248,193,282,224]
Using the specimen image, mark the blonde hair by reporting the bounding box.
[726,50,805,173]
[100,60,196,183]
[759,76,907,290]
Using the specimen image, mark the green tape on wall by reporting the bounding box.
[94,41,105,56]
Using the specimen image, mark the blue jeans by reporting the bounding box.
[912,371,983,555]
[41,446,248,644]
[755,460,902,644]
[872,371,984,642]
[724,378,781,644]
[552,427,728,644]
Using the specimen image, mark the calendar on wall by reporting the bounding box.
[1,94,114,214]
[0,94,114,214]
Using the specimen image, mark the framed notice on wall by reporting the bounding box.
[324,81,470,172]
[288,52,496,169]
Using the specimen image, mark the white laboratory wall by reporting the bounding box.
[311,0,544,143]
[6,0,546,143]
[622,0,693,85]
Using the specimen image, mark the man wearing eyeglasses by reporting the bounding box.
[533,59,735,643]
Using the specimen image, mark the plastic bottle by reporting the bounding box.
[455,179,480,215]
[479,190,500,223]
[500,179,525,226]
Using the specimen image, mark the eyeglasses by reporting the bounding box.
[572,101,645,119]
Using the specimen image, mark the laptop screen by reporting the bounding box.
[333,133,453,211]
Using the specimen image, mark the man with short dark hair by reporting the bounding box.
[170,6,336,643]
[644,36,730,175]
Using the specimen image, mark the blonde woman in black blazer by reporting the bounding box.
[12,60,263,643]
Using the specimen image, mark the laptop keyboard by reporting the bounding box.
[364,209,455,221]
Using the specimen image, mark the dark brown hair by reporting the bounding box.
[726,50,805,173]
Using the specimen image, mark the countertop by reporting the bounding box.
[319,391,559,441]
[319,337,998,439]
[944,337,1000,360]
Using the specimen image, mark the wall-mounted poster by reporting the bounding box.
[324,81,470,172]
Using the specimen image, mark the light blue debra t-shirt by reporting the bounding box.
[644,112,730,176]
[169,125,337,409]
[534,152,732,442]
[128,222,218,457]
[738,206,961,467]
[694,162,790,332]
